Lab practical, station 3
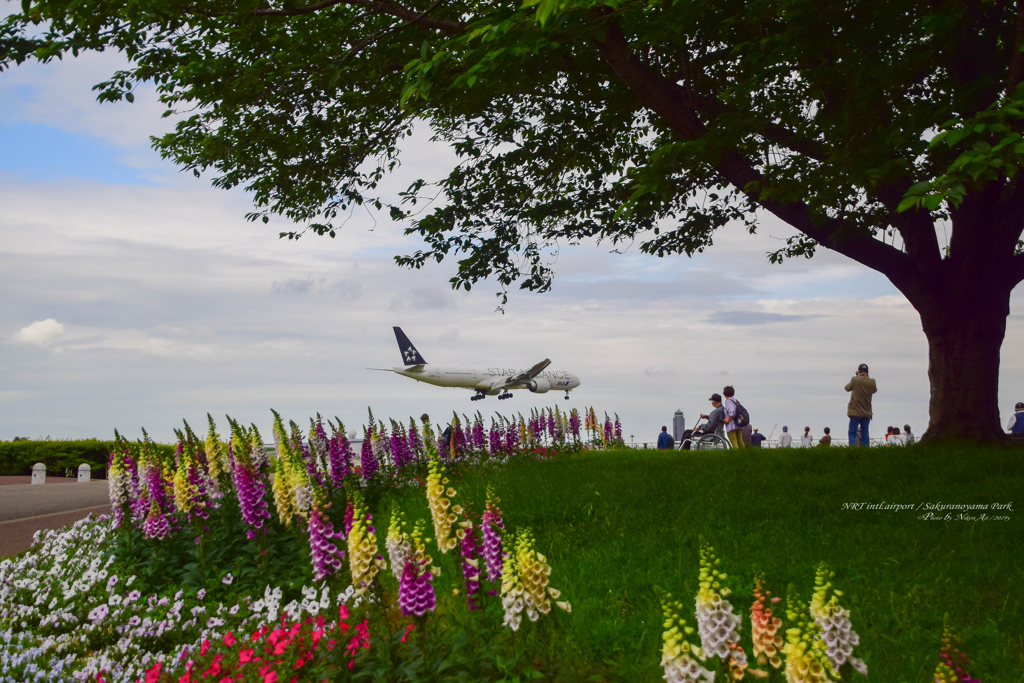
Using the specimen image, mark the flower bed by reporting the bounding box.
[0,409,987,682]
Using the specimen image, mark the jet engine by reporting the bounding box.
[526,378,551,393]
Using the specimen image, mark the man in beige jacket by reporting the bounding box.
[846,363,877,446]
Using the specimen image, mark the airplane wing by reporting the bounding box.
[500,359,551,387]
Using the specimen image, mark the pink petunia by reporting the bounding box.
[224,631,236,647]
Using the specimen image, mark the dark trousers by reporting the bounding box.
[848,416,870,447]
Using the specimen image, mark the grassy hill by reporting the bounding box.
[383,443,1023,681]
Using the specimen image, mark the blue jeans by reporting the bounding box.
[848,416,870,447]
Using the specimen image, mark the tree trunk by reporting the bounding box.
[918,291,1011,442]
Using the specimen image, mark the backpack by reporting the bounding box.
[730,399,750,428]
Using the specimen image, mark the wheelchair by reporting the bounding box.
[677,418,731,451]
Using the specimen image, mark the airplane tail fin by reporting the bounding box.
[393,327,427,366]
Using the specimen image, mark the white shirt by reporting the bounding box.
[889,433,908,445]
[800,434,813,447]
[779,432,792,447]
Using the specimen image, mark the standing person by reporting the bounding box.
[819,427,832,446]
[800,427,813,448]
[721,385,746,449]
[903,425,916,444]
[750,427,767,448]
[889,428,908,446]
[845,363,877,447]
[778,426,792,448]
[1008,402,1024,434]
[657,426,674,450]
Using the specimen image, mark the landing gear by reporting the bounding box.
[564,391,570,400]
[498,392,513,400]
[471,390,486,401]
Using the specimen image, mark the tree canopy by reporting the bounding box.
[3,0,1023,439]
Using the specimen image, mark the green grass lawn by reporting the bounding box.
[383,443,1023,682]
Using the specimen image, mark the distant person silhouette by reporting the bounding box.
[778,426,792,448]
[1008,402,1024,434]
[750,427,766,448]
[819,427,832,446]
[800,426,813,448]
[845,363,876,447]
[657,426,674,450]
[903,425,915,444]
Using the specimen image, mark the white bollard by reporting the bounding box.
[31,462,46,485]
[78,463,92,483]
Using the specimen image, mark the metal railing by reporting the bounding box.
[630,437,898,449]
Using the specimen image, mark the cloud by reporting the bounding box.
[11,319,65,347]
[272,277,316,296]
[707,311,821,325]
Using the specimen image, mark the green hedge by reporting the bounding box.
[0,440,175,478]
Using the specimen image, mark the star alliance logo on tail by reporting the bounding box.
[393,327,427,366]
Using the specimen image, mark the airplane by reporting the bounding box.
[371,327,581,401]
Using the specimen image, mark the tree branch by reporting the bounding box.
[591,18,911,283]
[247,0,465,33]
[250,0,347,16]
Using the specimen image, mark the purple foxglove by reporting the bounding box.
[460,517,482,610]
[308,500,346,581]
[481,488,505,583]
[328,428,351,485]
[398,561,436,617]
[143,499,171,540]
[360,426,378,480]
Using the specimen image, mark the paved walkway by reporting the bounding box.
[0,476,83,486]
[0,480,110,557]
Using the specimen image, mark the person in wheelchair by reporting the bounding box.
[697,393,726,437]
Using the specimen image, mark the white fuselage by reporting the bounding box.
[392,365,580,394]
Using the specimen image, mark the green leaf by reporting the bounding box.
[896,196,921,213]
[125,92,134,103]
[922,194,943,210]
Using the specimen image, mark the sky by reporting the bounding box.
[1,50,1023,445]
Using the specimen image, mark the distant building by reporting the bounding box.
[673,410,686,442]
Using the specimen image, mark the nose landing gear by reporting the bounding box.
[564,391,570,400]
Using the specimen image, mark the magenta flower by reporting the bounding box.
[361,426,378,481]
[489,421,503,455]
[569,410,581,440]
[408,419,423,460]
[143,500,171,540]
[461,518,482,610]
[481,489,505,583]
[343,500,355,539]
[308,500,346,581]
[328,422,353,485]
[472,417,486,452]
[398,561,436,617]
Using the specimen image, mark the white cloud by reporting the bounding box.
[11,319,65,347]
